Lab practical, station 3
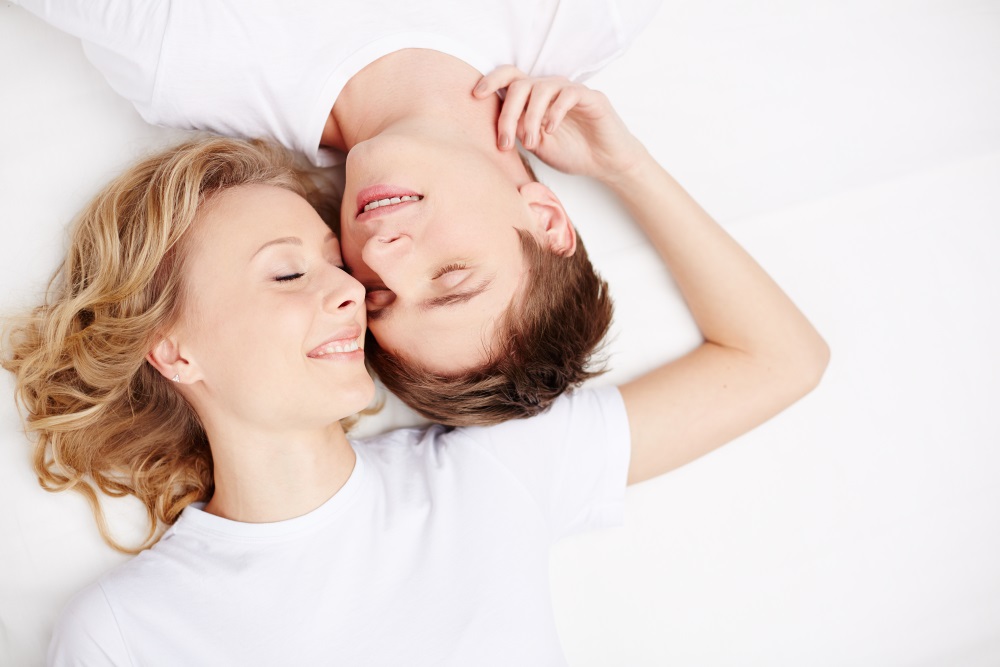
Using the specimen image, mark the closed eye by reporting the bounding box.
[422,277,493,309]
[275,273,305,282]
[432,263,468,280]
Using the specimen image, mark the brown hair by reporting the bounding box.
[366,200,614,426]
[2,137,313,554]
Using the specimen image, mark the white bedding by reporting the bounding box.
[2,1,999,665]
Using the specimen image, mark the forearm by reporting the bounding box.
[608,149,828,482]
[605,150,828,371]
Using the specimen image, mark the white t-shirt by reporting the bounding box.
[48,386,631,666]
[14,0,662,166]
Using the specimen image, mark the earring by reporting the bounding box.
[171,374,180,383]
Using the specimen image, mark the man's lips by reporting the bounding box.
[355,184,423,219]
[308,327,363,358]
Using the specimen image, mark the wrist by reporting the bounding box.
[600,142,654,192]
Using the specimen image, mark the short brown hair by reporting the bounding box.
[366,223,614,426]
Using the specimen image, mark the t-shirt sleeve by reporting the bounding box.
[48,583,131,666]
[12,0,168,110]
[535,0,663,83]
[460,386,631,542]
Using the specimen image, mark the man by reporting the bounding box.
[14,0,662,424]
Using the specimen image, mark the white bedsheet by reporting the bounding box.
[2,1,999,665]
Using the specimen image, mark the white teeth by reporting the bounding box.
[311,339,360,357]
[363,194,422,213]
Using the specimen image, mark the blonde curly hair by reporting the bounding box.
[2,137,316,554]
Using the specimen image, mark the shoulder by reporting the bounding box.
[349,386,629,491]
[349,425,457,477]
[351,425,445,459]
[445,385,631,491]
[458,386,632,540]
[460,385,628,446]
[355,386,626,451]
[49,581,131,665]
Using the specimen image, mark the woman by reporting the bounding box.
[4,75,828,665]
[11,0,663,425]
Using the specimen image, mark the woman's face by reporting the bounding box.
[173,184,373,430]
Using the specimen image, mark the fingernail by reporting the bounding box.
[499,133,510,149]
[473,80,486,96]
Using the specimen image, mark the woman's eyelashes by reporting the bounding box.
[273,262,344,283]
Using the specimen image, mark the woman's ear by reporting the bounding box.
[147,335,198,385]
[518,181,577,257]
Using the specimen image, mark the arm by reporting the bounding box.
[607,155,829,484]
[475,68,830,485]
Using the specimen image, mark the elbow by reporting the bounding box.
[809,336,831,389]
[762,328,829,402]
[793,332,831,396]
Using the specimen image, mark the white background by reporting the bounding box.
[2,1,999,665]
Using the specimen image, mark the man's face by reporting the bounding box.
[340,131,538,374]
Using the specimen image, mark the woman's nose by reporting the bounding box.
[324,268,366,314]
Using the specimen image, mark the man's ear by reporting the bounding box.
[146,334,199,385]
[519,181,577,257]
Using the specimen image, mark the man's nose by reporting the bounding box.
[361,233,412,282]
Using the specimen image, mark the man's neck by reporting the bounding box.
[322,49,499,152]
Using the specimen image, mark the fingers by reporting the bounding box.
[544,85,584,135]
[496,78,532,150]
[520,79,564,149]
[511,79,585,149]
[477,66,532,150]
[475,66,584,151]
[472,65,527,98]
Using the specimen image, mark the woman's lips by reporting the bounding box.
[308,328,363,359]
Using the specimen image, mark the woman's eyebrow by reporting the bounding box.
[250,232,334,260]
[421,278,493,310]
[251,236,302,259]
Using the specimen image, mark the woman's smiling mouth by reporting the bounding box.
[308,329,364,359]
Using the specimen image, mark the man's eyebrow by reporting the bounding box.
[421,278,493,310]
[251,236,302,259]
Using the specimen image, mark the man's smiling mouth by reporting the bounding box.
[361,194,423,214]
[355,185,424,219]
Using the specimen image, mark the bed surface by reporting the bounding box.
[2,1,999,664]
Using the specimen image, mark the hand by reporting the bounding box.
[473,66,647,184]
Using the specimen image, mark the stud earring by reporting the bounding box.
[171,374,180,383]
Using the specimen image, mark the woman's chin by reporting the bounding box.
[334,377,378,420]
